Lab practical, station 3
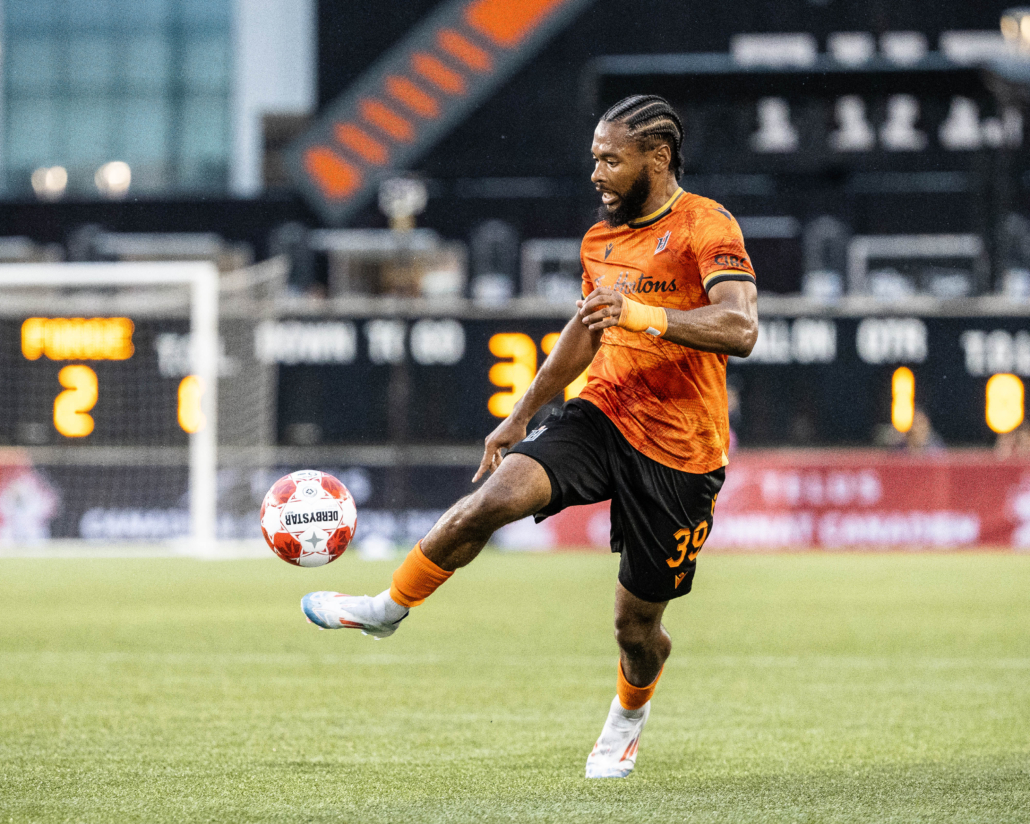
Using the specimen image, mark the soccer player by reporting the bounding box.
[302,94,758,778]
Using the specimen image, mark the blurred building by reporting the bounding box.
[1,0,314,198]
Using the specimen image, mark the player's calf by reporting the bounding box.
[584,583,669,776]
[302,454,552,636]
[420,454,553,570]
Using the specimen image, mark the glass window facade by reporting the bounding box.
[3,0,233,196]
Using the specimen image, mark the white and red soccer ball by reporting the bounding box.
[260,470,357,567]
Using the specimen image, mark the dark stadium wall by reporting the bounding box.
[0,0,1020,284]
[317,0,1024,285]
[317,0,1013,110]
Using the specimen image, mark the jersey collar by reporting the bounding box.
[627,187,684,229]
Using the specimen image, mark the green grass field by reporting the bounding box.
[1,551,1029,823]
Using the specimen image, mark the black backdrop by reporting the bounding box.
[0,1,1024,287]
[319,0,1023,239]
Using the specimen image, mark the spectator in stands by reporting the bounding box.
[995,420,1030,459]
[904,408,945,454]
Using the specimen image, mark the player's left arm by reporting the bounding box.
[578,279,758,358]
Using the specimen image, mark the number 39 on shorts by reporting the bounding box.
[667,520,710,568]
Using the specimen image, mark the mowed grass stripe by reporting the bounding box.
[1,553,1028,823]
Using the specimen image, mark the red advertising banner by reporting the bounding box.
[533,451,1030,551]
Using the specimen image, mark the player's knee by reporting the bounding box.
[614,615,653,657]
[609,613,667,659]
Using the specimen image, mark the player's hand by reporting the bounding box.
[473,415,528,482]
[578,287,624,331]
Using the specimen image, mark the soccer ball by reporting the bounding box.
[260,470,357,567]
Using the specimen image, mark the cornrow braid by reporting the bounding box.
[602,94,684,179]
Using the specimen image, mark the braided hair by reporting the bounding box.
[601,95,684,179]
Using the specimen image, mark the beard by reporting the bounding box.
[597,167,653,228]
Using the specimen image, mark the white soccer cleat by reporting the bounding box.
[585,696,651,778]
[300,591,408,639]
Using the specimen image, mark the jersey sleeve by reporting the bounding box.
[693,207,757,294]
[580,239,595,298]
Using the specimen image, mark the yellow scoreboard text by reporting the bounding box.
[891,366,915,433]
[986,373,1024,434]
[487,332,587,418]
[22,317,134,361]
[54,365,98,437]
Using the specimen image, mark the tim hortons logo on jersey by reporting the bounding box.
[654,231,671,255]
[284,510,340,527]
[714,253,749,269]
[611,271,678,295]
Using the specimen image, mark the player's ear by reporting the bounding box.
[652,142,671,174]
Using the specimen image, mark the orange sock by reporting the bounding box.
[389,541,454,608]
[616,659,663,711]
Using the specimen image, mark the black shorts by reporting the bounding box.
[507,398,725,603]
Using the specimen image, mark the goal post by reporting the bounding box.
[0,262,219,550]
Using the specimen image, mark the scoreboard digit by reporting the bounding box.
[486,331,588,419]
[177,376,206,434]
[891,367,915,433]
[54,365,98,438]
[487,333,537,418]
[985,374,1025,434]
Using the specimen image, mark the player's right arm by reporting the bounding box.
[473,313,601,481]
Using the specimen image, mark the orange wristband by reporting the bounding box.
[618,296,668,337]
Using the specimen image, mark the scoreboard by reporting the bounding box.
[2,303,1027,451]
[264,304,1027,448]
[0,316,193,446]
[727,308,1029,446]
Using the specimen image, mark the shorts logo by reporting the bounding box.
[654,231,671,256]
[523,425,547,442]
[674,572,687,589]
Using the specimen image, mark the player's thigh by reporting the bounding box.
[473,452,553,520]
[612,462,724,603]
[506,399,615,516]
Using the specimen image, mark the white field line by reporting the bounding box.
[0,541,270,560]
[1,651,1028,670]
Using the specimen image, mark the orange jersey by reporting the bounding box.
[578,187,756,474]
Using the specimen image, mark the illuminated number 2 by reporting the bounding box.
[487,333,536,418]
[667,521,710,568]
[54,365,98,437]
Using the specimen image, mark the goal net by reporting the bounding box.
[0,261,277,554]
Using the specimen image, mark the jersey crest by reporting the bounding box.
[654,231,671,256]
